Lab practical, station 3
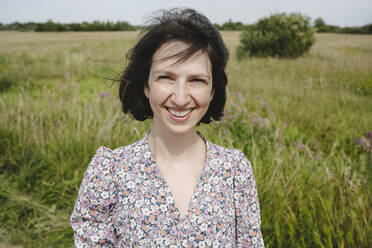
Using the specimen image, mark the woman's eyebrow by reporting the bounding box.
[153,70,173,74]
[153,70,211,79]
[189,74,211,79]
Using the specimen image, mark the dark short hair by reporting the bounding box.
[119,8,229,123]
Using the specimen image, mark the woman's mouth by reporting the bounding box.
[166,107,194,121]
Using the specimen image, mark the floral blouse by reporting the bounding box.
[70,133,264,247]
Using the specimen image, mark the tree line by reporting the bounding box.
[1,18,371,34]
[313,18,372,34]
[0,20,137,32]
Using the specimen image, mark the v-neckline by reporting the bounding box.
[144,131,210,222]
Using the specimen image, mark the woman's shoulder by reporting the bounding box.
[206,141,254,187]
[95,137,148,160]
[83,138,148,181]
[206,139,248,163]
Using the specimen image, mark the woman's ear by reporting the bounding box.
[144,87,149,99]
[210,88,215,101]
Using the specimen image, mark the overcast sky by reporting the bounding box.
[1,0,371,27]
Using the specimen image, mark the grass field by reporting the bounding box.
[0,30,371,247]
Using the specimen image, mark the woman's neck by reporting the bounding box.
[148,126,203,169]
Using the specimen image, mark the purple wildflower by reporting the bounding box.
[355,136,371,151]
[100,92,112,99]
[260,100,268,108]
[366,131,372,139]
[234,92,243,99]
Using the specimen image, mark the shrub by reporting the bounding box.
[220,19,245,30]
[237,13,315,58]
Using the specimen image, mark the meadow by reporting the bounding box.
[0,30,371,247]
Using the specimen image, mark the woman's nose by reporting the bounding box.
[171,81,190,107]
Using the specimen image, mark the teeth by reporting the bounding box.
[169,108,191,117]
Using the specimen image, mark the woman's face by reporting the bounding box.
[145,41,214,136]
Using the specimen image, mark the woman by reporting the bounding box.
[71,8,264,247]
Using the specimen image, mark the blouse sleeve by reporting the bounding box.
[70,147,118,247]
[233,150,264,247]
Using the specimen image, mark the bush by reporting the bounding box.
[237,13,315,58]
[219,19,245,30]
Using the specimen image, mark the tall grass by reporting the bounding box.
[0,31,371,247]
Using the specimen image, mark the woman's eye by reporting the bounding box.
[158,75,169,80]
[191,78,206,83]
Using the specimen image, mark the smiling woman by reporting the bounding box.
[70,8,264,247]
[145,41,214,135]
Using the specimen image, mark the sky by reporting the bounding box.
[1,0,371,27]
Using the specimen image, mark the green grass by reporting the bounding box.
[0,31,371,247]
